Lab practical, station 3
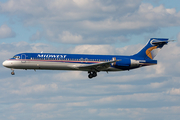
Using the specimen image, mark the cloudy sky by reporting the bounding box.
[1,0,180,119]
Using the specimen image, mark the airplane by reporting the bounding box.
[2,38,170,79]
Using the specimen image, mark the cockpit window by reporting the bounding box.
[13,56,20,59]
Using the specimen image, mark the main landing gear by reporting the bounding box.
[88,71,97,79]
[11,69,15,75]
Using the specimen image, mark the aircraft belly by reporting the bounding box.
[26,61,86,70]
[36,61,78,70]
[29,61,123,71]
[23,61,79,70]
[103,67,123,71]
[77,66,123,72]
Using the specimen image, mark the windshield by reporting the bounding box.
[13,56,20,59]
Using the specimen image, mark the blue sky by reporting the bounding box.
[1,0,180,120]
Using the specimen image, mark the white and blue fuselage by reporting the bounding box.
[3,53,154,71]
[2,38,169,78]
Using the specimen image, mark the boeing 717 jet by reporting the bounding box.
[3,38,170,79]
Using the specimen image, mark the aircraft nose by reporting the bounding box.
[2,60,11,68]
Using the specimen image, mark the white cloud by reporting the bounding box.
[30,31,42,41]
[59,31,83,43]
[52,71,86,81]
[0,24,16,39]
[116,44,144,55]
[0,42,64,60]
[82,3,180,32]
[12,103,24,108]
[97,106,180,119]
[73,0,90,6]
[82,19,149,31]
[154,42,180,75]
[0,0,142,43]
[66,102,88,107]
[167,88,180,95]
[94,93,164,104]
[88,109,97,114]
[1,1,180,44]
[71,45,115,54]
[45,30,85,44]
[154,63,165,74]
[32,103,57,111]
[177,32,180,45]
[11,83,58,95]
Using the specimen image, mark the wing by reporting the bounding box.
[71,60,120,72]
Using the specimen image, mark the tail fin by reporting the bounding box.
[133,38,169,60]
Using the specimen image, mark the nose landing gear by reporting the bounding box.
[11,69,15,75]
[88,71,97,79]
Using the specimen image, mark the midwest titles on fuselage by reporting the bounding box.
[37,54,67,58]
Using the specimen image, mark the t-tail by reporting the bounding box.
[133,38,169,60]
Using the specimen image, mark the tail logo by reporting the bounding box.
[146,46,157,59]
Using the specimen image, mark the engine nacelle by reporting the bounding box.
[130,59,140,68]
[114,59,140,69]
[115,58,131,67]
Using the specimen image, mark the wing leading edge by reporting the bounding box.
[71,60,120,72]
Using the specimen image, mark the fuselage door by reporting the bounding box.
[21,54,26,63]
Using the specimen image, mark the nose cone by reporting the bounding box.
[2,60,11,68]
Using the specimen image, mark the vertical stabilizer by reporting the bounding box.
[133,38,169,59]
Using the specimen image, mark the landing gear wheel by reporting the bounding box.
[88,71,97,79]
[88,74,93,79]
[11,72,15,75]
[92,72,97,77]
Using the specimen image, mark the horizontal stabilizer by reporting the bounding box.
[152,40,168,44]
[151,39,175,45]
